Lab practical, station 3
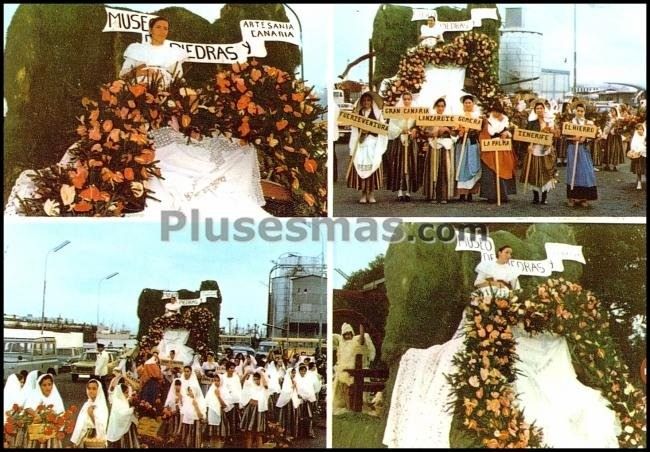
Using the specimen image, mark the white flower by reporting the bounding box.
[623,382,636,395]
[131,182,144,198]
[60,184,76,206]
[624,426,634,434]
[43,199,60,216]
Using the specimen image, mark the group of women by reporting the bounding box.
[4,348,323,449]
[346,91,646,208]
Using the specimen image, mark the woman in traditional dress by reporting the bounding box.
[566,103,598,207]
[384,245,622,448]
[222,361,243,445]
[295,365,317,439]
[276,367,299,441]
[385,92,419,202]
[240,369,270,448]
[479,101,517,203]
[422,97,455,204]
[346,92,389,204]
[4,373,25,424]
[178,384,206,448]
[264,351,283,425]
[70,379,109,448]
[21,374,65,448]
[602,107,625,171]
[205,374,233,447]
[106,383,140,448]
[629,122,646,190]
[519,100,556,205]
[161,378,183,445]
[454,95,482,202]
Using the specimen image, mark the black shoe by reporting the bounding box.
[532,192,540,204]
[541,192,548,205]
[404,195,411,202]
[397,196,404,202]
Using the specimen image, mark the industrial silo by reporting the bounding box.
[499,7,543,93]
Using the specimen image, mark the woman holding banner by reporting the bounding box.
[346,92,389,204]
[519,100,557,205]
[566,103,598,207]
[422,97,455,204]
[386,92,419,202]
[454,95,482,202]
[479,101,517,203]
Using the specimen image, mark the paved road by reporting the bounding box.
[55,371,325,448]
[333,143,647,218]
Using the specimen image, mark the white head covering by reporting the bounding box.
[348,92,389,168]
[264,361,282,394]
[24,374,64,414]
[240,371,269,412]
[205,378,233,426]
[191,354,203,375]
[71,379,109,446]
[180,380,207,424]
[341,323,354,336]
[631,123,647,156]
[164,378,184,411]
[4,374,24,423]
[276,368,300,409]
[21,370,39,405]
[487,113,510,136]
[106,384,137,442]
[295,368,317,403]
[222,369,243,405]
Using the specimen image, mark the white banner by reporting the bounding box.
[455,234,585,277]
[201,290,220,298]
[162,291,179,300]
[162,290,218,306]
[411,7,499,35]
[102,7,299,64]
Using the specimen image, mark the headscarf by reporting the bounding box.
[221,370,243,406]
[180,380,206,424]
[631,124,646,156]
[191,354,203,376]
[70,379,109,446]
[264,361,282,394]
[276,369,300,409]
[349,91,388,167]
[295,370,317,403]
[21,370,39,405]
[341,323,354,336]
[164,378,183,411]
[24,374,64,414]
[3,374,24,423]
[487,112,510,136]
[205,379,233,426]
[106,384,137,442]
[240,371,269,412]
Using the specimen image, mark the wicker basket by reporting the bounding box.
[137,416,162,438]
[27,423,56,441]
[83,437,107,448]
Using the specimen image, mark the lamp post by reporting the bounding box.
[41,240,71,335]
[283,3,304,81]
[97,272,119,329]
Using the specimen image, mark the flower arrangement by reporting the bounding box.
[381,32,502,107]
[4,403,77,445]
[448,279,646,448]
[20,62,327,217]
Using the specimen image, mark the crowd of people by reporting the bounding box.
[3,345,325,449]
[345,90,646,208]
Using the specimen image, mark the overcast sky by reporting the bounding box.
[334,3,646,87]
[3,3,331,91]
[4,219,325,333]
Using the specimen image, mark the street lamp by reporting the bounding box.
[41,240,71,335]
[97,272,119,329]
[283,3,304,81]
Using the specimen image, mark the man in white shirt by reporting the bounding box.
[94,343,110,395]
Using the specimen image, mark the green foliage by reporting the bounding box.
[212,4,300,75]
[371,4,501,89]
[136,280,221,352]
[343,254,385,290]
[332,412,386,449]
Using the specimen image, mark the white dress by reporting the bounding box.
[140,127,268,218]
[120,41,188,87]
[384,263,622,448]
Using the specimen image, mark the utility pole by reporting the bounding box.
[573,4,577,94]
[368,39,374,90]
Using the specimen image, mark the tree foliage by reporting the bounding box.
[371,3,501,89]
[342,253,385,290]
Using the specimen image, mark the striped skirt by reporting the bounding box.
[591,138,604,166]
[297,402,314,438]
[421,147,454,201]
[179,420,204,448]
[384,137,420,192]
[206,406,232,439]
[631,156,646,176]
[277,404,298,438]
[519,150,557,193]
[108,423,139,449]
[346,165,383,191]
[161,412,182,442]
[604,134,625,165]
[240,404,267,433]
[554,136,568,160]
[267,393,280,424]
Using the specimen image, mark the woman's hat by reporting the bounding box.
[358,91,384,109]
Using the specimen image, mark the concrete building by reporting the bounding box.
[535,68,571,102]
[266,253,326,338]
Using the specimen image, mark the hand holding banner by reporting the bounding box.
[338,111,389,135]
[562,122,597,138]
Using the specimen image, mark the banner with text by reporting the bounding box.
[338,111,389,135]
[455,234,586,277]
[513,127,554,146]
[383,107,431,119]
[103,7,299,64]
[411,7,499,34]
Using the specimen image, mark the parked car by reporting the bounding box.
[337,102,354,144]
[4,337,60,380]
[57,346,86,372]
[229,345,256,358]
[70,350,117,382]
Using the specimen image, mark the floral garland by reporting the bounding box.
[447,278,646,448]
[381,32,502,107]
[21,61,327,217]
[4,403,77,445]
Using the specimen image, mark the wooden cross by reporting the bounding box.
[480,139,513,206]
